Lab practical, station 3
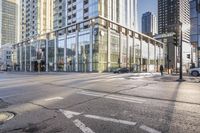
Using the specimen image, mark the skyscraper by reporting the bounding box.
[20,0,53,40]
[54,0,138,31]
[13,0,165,73]
[142,12,157,36]
[0,0,18,47]
[190,0,200,67]
[158,0,191,71]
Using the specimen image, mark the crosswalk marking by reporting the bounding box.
[78,90,145,104]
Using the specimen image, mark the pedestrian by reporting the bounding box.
[160,65,164,76]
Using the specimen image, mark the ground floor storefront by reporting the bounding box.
[12,17,165,73]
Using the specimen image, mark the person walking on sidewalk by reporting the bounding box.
[160,65,164,76]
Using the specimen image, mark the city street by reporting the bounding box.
[0,72,200,133]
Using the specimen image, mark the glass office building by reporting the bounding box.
[12,0,165,73]
[190,0,200,67]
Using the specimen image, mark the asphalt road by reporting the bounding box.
[0,72,200,133]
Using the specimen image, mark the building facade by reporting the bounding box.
[142,12,157,37]
[0,0,18,47]
[12,0,165,73]
[190,0,200,67]
[0,44,12,70]
[20,0,53,40]
[158,0,191,71]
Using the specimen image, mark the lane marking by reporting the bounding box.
[60,110,162,133]
[84,115,137,126]
[78,91,145,103]
[60,109,81,119]
[73,119,95,133]
[140,125,161,133]
[44,97,64,101]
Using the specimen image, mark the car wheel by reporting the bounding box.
[191,71,199,77]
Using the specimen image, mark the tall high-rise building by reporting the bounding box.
[142,12,157,36]
[20,0,53,40]
[13,0,165,73]
[190,0,200,67]
[157,0,191,71]
[54,0,138,31]
[0,0,18,47]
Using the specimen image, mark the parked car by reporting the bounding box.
[189,67,200,77]
[113,68,129,73]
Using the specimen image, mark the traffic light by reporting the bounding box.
[173,32,179,46]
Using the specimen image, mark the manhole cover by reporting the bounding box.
[0,112,15,123]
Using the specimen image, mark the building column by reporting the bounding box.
[75,29,79,72]
[46,34,49,72]
[24,45,27,72]
[89,26,93,72]
[64,31,67,72]
[159,45,162,66]
[133,33,136,64]
[154,43,157,72]
[147,40,150,72]
[19,44,22,71]
[127,35,129,68]
[30,42,32,72]
[54,32,58,72]
[107,27,111,72]
[140,36,143,72]
[119,32,123,68]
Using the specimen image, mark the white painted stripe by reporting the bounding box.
[140,125,161,133]
[60,109,81,119]
[105,96,144,103]
[78,91,145,103]
[107,95,146,102]
[44,97,64,101]
[73,119,95,133]
[85,115,136,126]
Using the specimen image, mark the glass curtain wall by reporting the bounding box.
[134,37,141,72]
[142,40,148,72]
[96,26,108,72]
[31,41,37,72]
[57,39,65,71]
[78,33,90,72]
[121,33,128,68]
[149,42,155,72]
[22,44,25,71]
[66,36,76,72]
[48,40,55,71]
[110,30,120,70]
[26,44,30,71]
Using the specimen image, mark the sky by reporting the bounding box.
[138,0,157,32]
